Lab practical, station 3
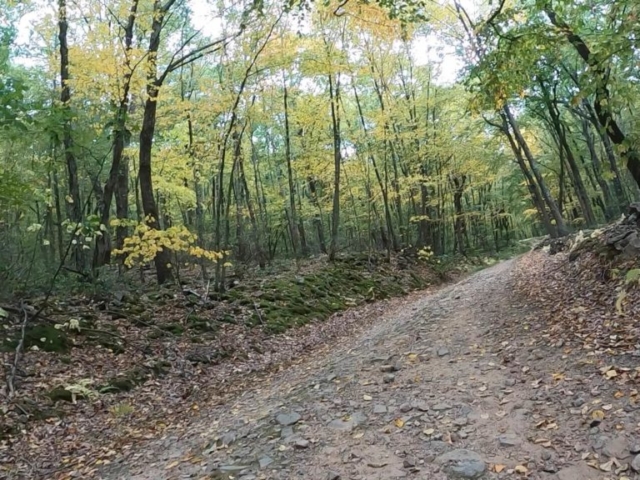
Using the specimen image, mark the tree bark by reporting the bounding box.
[94,0,138,269]
[138,0,175,285]
[503,106,568,236]
[328,72,341,261]
[58,0,84,271]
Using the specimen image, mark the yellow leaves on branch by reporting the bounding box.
[113,220,222,268]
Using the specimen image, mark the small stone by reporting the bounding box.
[371,355,392,363]
[326,473,341,480]
[373,404,387,414]
[295,439,310,449]
[453,418,468,427]
[220,465,251,473]
[498,434,520,447]
[602,436,629,459]
[504,378,516,387]
[258,457,273,469]
[380,364,398,373]
[572,397,586,408]
[403,458,416,468]
[414,402,430,412]
[328,411,367,432]
[541,450,552,461]
[631,444,640,455]
[383,374,396,384]
[542,462,558,473]
[219,431,237,447]
[276,412,301,426]
[400,403,412,413]
[631,454,640,472]
[432,403,452,411]
[435,449,486,479]
[438,348,450,357]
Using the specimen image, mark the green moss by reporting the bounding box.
[9,324,72,353]
[160,323,184,335]
[186,314,218,333]
[48,386,74,402]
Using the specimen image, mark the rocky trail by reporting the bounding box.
[96,258,640,480]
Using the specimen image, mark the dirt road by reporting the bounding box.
[103,259,637,480]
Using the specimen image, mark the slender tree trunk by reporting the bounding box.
[352,83,399,251]
[58,0,84,271]
[503,106,568,236]
[497,114,555,236]
[578,114,615,219]
[328,72,341,261]
[93,0,139,269]
[539,85,596,226]
[308,177,327,253]
[545,6,640,190]
[283,79,300,256]
[583,100,627,208]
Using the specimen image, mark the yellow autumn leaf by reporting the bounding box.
[165,461,180,470]
[591,410,605,421]
[494,464,506,473]
[394,418,405,428]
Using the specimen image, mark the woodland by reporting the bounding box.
[1,0,639,288]
[1,0,640,477]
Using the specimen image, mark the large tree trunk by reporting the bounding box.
[138,0,174,285]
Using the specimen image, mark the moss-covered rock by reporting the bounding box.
[48,386,74,402]
[5,324,72,353]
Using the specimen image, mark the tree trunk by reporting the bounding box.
[328,73,341,261]
[498,114,555,236]
[503,106,568,236]
[283,80,300,256]
[545,5,640,190]
[138,0,174,285]
[58,0,84,271]
[93,0,138,269]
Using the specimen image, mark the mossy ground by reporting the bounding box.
[211,253,432,334]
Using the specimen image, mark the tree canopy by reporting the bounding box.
[1,0,638,290]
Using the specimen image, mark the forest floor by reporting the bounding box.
[3,245,640,480]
